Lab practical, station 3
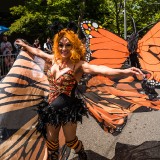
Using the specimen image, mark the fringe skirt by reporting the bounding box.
[36,93,88,137]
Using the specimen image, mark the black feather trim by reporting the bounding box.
[36,94,88,137]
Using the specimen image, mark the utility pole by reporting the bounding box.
[124,0,127,40]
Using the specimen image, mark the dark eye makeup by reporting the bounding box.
[58,43,72,48]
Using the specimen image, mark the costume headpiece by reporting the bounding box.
[49,21,78,35]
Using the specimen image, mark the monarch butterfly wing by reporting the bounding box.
[79,74,160,135]
[138,21,160,81]
[79,76,129,135]
[79,21,160,135]
[0,50,49,159]
[81,21,129,68]
[80,20,130,134]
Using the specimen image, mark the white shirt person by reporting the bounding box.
[43,37,52,54]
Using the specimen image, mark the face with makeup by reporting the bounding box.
[58,37,72,59]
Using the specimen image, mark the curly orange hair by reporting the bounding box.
[53,29,86,63]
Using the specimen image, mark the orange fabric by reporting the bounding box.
[0,51,65,160]
[80,20,160,132]
[81,21,160,81]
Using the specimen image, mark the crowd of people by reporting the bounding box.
[0,35,15,76]
[0,35,53,77]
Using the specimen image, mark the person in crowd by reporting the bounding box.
[0,35,13,55]
[33,39,41,49]
[15,29,143,160]
[1,50,14,75]
[44,37,53,54]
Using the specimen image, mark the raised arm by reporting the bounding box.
[15,39,53,63]
[81,61,144,77]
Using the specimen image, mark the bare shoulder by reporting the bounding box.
[76,60,88,68]
[81,61,89,67]
[75,60,85,73]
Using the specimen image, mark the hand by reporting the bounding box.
[15,39,27,47]
[124,67,144,77]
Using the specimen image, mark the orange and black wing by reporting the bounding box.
[80,21,160,135]
[81,20,129,68]
[0,51,48,160]
[0,50,49,160]
[0,51,69,160]
[137,21,160,81]
[79,74,160,135]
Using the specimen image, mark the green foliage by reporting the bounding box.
[6,0,160,40]
[126,0,160,36]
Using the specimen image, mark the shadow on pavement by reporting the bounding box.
[112,141,160,160]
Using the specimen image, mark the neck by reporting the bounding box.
[59,59,70,70]
[62,58,70,63]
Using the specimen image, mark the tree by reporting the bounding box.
[6,0,160,41]
[8,0,81,42]
[93,0,160,38]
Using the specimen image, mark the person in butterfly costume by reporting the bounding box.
[15,29,143,160]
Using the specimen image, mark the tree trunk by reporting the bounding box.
[77,0,86,38]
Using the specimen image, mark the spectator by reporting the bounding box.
[0,35,13,55]
[1,50,14,75]
[33,39,41,49]
[43,37,53,54]
[5,50,15,67]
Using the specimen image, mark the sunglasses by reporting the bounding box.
[58,43,72,49]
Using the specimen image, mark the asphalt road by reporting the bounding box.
[68,90,160,160]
